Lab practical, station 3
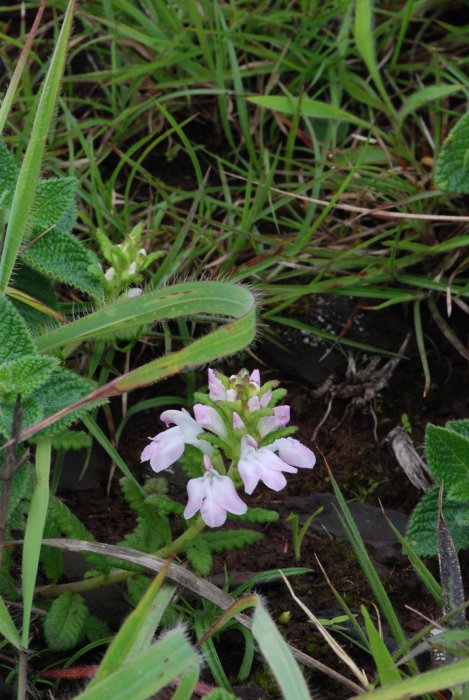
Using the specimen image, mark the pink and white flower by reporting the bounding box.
[238,434,316,495]
[257,405,290,438]
[265,437,316,470]
[208,369,236,403]
[238,435,298,494]
[141,408,212,473]
[184,455,247,527]
[193,404,227,438]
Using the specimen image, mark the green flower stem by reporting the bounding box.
[35,516,206,599]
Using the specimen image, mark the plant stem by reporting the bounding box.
[35,516,206,599]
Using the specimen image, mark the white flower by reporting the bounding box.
[141,408,212,473]
[184,456,247,527]
[265,437,316,469]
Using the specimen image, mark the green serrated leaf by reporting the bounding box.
[84,615,112,643]
[185,539,212,576]
[200,529,263,553]
[22,227,102,298]
[231,507,279,524]
[43,592,88,651]
[426,424,469,488]
[449,481,469,502]
[51,429,92,451]
[31,177,76,230]
[0,295,34,362]
[446,420,469,441]
[435,112,469,193]
[407,486,469,555]
[28,365,105,438]
[145,493,184,516]
[0,354,58,398]
[0,142,18,208]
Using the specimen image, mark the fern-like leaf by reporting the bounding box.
[199,530,263,553]
[231,507,279,524]
[185,539,213,576]
[43,592,88,651]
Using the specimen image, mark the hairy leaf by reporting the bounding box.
[84,615,112,643]
[51,429,92,451]
[28,365,105,438]
[0,296,34,361]
[185,539,212,577]
[0,142,18,208]
[31,177,76,231]
[231,507,279,524]
[435,111,469,193]
[407,486,469,555]
[22,227,102,298]
[200,529,263,553]
[0,354,58,399]
[43,592,88,650]
[426,424,469,488]
[446,420,469,441]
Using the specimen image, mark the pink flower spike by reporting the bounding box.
[267,437,316,469]
[233,412,245,429]
[184,457,247,527]
[208,368,226,402]
[257,405,291,438]
[238,435,297,495]
[250,369,261,386]
[260,390,272,408]
[193,404,227,438]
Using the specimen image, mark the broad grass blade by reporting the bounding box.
[251,597,311,700]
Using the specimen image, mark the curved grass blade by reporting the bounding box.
[15,282,256,443]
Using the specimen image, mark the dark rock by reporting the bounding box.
[261,295,412,386]
[283,492,408,561]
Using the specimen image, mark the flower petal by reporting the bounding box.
[141,426,185,472]
[257,405,290,437]
[184,476,206,519]
[267,437,316,469]
[193,404,227,438]
[208,369,226,402]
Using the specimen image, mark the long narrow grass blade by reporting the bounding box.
[0,595,20,649]
[0,0,76,293]
[21,437,52,647]
[413,300,431,397]
[0,1,46,134]
[349,657,469,699]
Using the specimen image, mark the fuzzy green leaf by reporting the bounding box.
[426,424,469,488]
[0,296,34,362]
[84,615,112,643]
[185,539,212,576]
[0,354,58,399]
[31,177,76,231]
[199,529,263,553]
[43,592,88,650]
[48,496,111,572]
[21,227,102,298]
[144,493,184,516]
[0,142,18,208]
[231,507,279,524]
[435,112,469,193]
[407,486,469,555]
[28,365,105,438]
[0,397,42,440]
[448,481,469,502]
[51,429,92,451]
[446,420,469,441]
